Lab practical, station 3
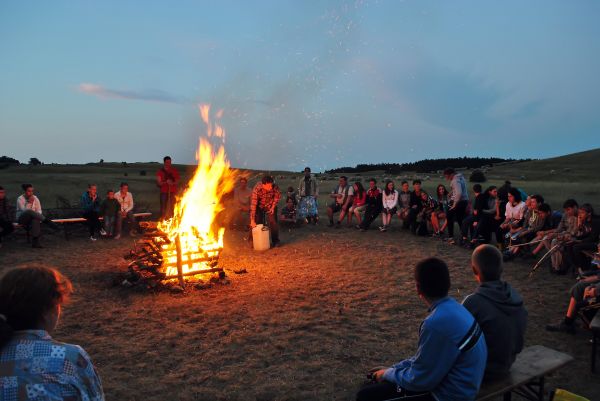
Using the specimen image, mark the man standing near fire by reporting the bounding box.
[249,175,281,247]
[156,156,180,220]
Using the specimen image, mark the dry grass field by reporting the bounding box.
[1,149,600,400]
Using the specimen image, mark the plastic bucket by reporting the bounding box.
[252,224,271,251]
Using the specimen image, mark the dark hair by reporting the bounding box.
[340,176,348,181]
[531,194,544,205]
[437,184,448,200]
[414,258,450,299]
[401,180,408,186]
[508,188,522,203]
[486,185,497,194]
[580,203,594,216]
[163,156,172,162]
[538,203,551,214]
[472,184,482,193]
[369,178,377,184]
[354,182,365,198]
[443,168,455,176]
[88,183,97,189]
[287,186,294,192]
[120,182,128,188]
[0,186,4,191]
[472,245,503,281]
[384,180,395,196]
[413,179,422,185]
[504,180,512,186]
[106,189,114,194]
[0,265,73,349]
[239,177,248,182]
[304,167,311,172]
[261,175,274,184]
[563,199,578,209]
[22,183,33,191]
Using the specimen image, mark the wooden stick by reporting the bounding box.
[529,244,560,278]
[163,267,223,279]
[508,238,545,249]
[175,235,185,288]
[161,257,219,268]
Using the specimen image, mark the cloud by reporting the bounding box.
[77,83,189,104]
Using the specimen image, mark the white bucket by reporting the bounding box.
[252,224,271,251]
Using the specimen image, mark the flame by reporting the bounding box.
[158,104,235,279]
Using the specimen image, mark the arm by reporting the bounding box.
[250,187,258,225]
[124,194,134,213]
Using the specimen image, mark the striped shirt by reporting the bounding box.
[250,183,281,216]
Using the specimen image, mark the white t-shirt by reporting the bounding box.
[333,185,354,204]
[382,190,399,209]
[505,201,526,221]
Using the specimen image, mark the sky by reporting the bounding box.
[1,0,599,172]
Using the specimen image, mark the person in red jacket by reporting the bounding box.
[156,156,180,220]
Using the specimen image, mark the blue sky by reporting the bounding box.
[1,1,599,171]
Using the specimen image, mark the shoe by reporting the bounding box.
[272,240,281,248]
[114,234,121,240]
[545,321,575,334]
[100,228,107,236]
[90,236,97,241]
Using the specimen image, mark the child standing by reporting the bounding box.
[100,190,120,238]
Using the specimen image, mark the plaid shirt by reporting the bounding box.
[250,183,281,217]
[0,330,104,401]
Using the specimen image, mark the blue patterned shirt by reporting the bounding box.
[0,330,104,401]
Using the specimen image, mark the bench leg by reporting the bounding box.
[513,377,545,401]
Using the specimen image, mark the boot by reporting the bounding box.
[32,237,43,248]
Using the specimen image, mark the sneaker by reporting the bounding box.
[90,236,97,241]
[99,228,107,236]
[545,321,575,334]
[114,234,121,240]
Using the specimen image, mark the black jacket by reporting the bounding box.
[463,280,527,380]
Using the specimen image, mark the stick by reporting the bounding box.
[529,244,560,278]
[175,235,185,288]
[508,238,545,249]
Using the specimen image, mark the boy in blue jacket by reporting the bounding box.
[357,258,487,401]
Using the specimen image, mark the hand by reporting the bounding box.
[584,287,597,299]
[473,222,478,227]
[372,369,387,382]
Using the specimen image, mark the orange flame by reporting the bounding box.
[158,104,235,279]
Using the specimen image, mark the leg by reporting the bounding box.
[0,218,15,242]
[356,381,434,401]
[127,211,138,234]
[115,213,124,237]
[159,193,168,220]
[267,208,279,244]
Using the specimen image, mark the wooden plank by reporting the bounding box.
[476,345,573,400]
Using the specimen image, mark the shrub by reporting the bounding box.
[469,170,486,183]
[140,170,147,176]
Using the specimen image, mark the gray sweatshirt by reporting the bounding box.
[462,280,527,380]
[450,173,469,204]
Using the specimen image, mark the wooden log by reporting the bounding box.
[163,266,223,280]
[175,235,185,288]
[161,256,219,268]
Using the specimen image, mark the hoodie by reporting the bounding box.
[462,280,527,380]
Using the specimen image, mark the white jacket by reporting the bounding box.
[382,190,399,210]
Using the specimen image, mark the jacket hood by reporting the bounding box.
[474,280,524,316]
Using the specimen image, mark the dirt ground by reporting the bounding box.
[1,221,599,401]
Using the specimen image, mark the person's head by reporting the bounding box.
[471,245,503,283]
[0,186,5,200]
[437,184,448,198]
[530,194,544,210]
[385,180,394,193]
[369,178,377,189]
[21,184,34,197]
[579,204,594,222]
[443,168,456,180]
[0,265,73,348]
[354,181,364,195]
[119,182,129,194]
[106,189,115,199]
[287,186,295,194]
[508,188,522,204]
[87,184,97,196]
[304,167,311,178]
[286,198,294,209]
[239,177,248,189]
[414,258,450,303]
[401,181,409,192]
[538,203,551,219]
[163,156,172,168]
[413,179,422,192]
[420,191,429,201]
[261,175,274,191]
[472,184,482,195]
[339,176,348,187]
[486,185,498,198]
[563,199,578,216]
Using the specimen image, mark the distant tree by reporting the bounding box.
[469,170,487,183]
[140,170,147,176]
[0,156,20,165]
[99,159,104,165]
[29,157,42,166]
[122,161,127,167]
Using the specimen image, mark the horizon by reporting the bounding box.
[2,1,600,170]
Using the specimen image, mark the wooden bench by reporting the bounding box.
[477,345,573,401]
[11,212,153,240]
[592,314,600,373]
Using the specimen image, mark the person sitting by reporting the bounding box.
[444,168,470,244]
[432,184,450,237]
[463,245,527,381]
[327,176,354,228]
[407,180,424,234]
[81,184,103,241]
[114,182,138,240]
[348,182,366,227]
[477,186,502,244]
[358,179,382,231]
[460,184,483,245]
[504,198,551,260]
[416,191,437,236]
[569,205,600,274]
[297,167,319,224]
[498,188,527,248]
[357,258,487,401]
[99,189,120,238]
[231,177,252,229]
[0,186,14,248]
[16,184,58,248]
[0,265,105,400]
[250,175,282,246]
[279,198,298,225]
[397,181,411,229]
[380,180,398,232]
[559,204,595,274]
[286,186,297,205]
